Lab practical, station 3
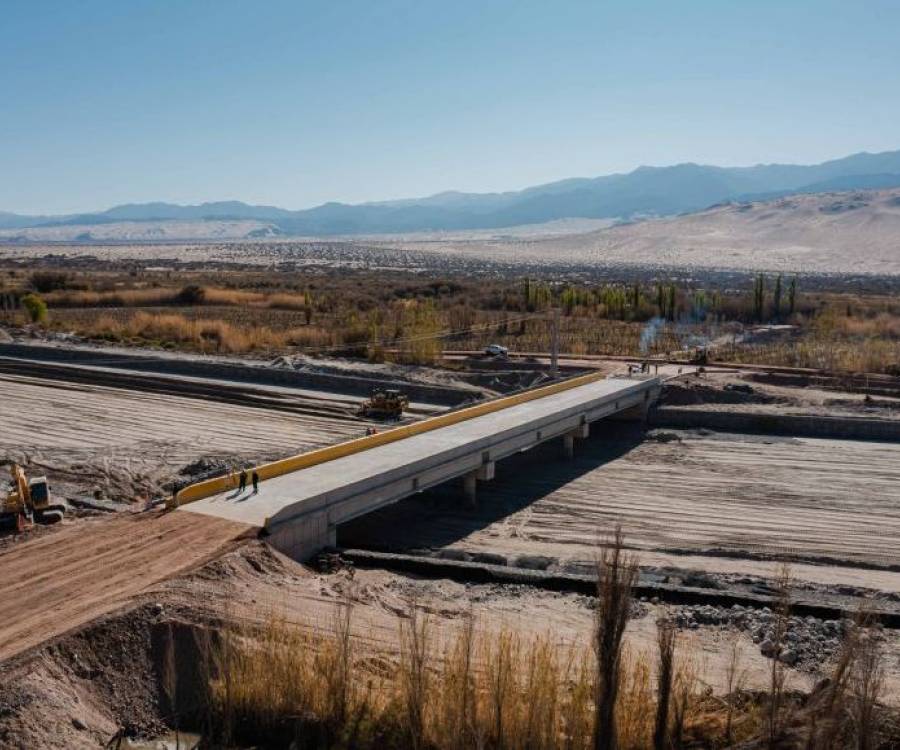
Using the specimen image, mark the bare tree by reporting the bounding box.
[593,526,639,750]
[723,635,748,744]
[325,595,354,731]
[653,619,677,750]
[851,623,884,750]
[766,564,793,748]
[400,597,431,750]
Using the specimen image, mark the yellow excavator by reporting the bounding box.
[1,464,66,532]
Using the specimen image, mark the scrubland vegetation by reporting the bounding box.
[2,266,899,374]
[725,303,900,374]
[180,534,896,749]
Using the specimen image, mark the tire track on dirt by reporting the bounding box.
[342,430,900,578]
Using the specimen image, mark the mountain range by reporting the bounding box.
[4,149,900,237]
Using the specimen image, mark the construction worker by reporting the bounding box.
[252,470,260,494]
[238,469,247,493]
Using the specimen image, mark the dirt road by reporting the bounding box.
[0,511,250,663]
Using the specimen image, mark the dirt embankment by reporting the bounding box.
[655,371,900,439]
[0,512,250,665]
[0,341,480,406]
[661,370,900,416]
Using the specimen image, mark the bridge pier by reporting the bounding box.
[463,459,495,507]
[563,422,590,458]
[463,471,477,507]
[610,391,652,423]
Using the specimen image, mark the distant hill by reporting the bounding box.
[466,187,900,275]
[3,149,900,237]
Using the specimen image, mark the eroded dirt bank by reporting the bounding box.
[0,511,250,664]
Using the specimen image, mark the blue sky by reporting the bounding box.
[3,0,900,214]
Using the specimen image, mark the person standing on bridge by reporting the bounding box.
[238,469,247,494]
[252,470,259,494]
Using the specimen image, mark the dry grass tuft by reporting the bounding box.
[594,526,639,750]
[199,580,896,748]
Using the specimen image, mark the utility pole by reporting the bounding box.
[550,307,560,379]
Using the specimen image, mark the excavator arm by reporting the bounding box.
[1,464,64,531]
[10,465,29,506]
[2,464,32,532]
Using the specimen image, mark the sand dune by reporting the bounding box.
[383,188,900,275]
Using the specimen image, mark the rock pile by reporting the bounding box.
[669,604,882,670]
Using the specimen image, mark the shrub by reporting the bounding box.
[29,271,70,293]
[21,293,48,324]
[176,285,207,305]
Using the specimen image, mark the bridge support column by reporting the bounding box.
[563,423,590,459]
[563,433,575,459]
[610,390,657,424]
[476,460,495,481]
[463,459,495,508]
[463,470,478,508]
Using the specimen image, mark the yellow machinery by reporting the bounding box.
[1,464,65,532]
[358,388,409,420]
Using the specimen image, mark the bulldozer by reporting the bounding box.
[358,388,409,420]
[1,464,66,532]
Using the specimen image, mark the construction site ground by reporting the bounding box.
[3,354,898,597]
[3,540,899,749]
[2,347,900,746]
[0,369,367,503]
[340,424,900,590]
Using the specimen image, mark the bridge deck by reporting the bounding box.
[181,376,657,536]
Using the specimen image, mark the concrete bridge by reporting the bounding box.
[175,373,661,560]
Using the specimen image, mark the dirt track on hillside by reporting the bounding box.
[0,511,250,663]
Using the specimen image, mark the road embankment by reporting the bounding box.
[0,342,475,406]
[650,406,900,441]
